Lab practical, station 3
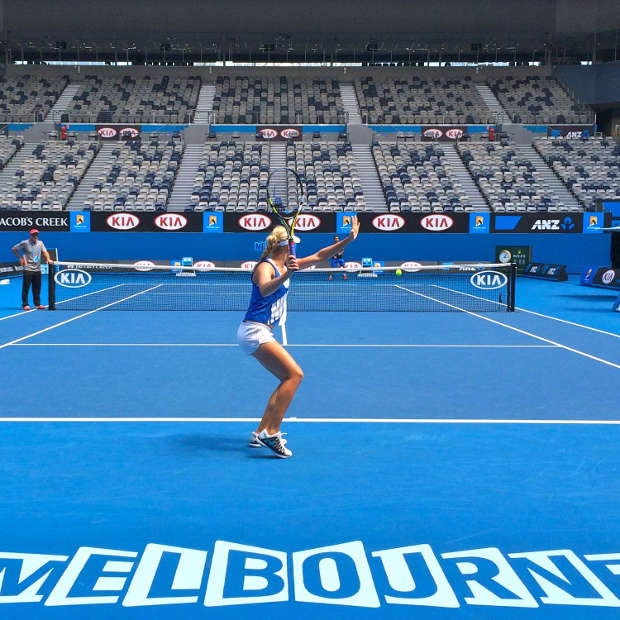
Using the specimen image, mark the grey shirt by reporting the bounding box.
[12,239,47,272]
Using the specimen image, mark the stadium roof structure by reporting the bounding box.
[1,0,619,64]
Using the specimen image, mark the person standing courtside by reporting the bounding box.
[11,228,53,310]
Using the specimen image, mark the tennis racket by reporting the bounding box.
[267,167,306,257]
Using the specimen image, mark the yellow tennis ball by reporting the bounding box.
[395,269,402,276]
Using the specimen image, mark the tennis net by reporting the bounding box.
[48,261,516,312]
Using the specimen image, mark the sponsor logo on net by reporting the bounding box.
[601,269,616,285]
[239,214,272,231]
[154,214,188,231]
[420,214,454,232]
[54,269,92,288]
[133,260,155,272]
[470,270,508,290]
[106,213,140,230]
[372,215,405,231]
[193,261,215,271]
[400,261,422,272]
[1,540,618,610]
[344,261,362,270]
[241,261,258,271]
[294,214,321,231]
[97,127,117,139]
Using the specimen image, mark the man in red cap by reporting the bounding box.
[11,229,54,310]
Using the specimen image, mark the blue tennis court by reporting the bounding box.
[0,274,619,619]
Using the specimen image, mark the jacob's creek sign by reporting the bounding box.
[0,540,619,610]
[0,211,606,234]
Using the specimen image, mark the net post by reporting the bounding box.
[47,263,55,310]
[508,263,517,312]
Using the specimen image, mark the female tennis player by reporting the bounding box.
[237,217,359,458]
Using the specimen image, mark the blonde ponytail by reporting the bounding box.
[259,226,288,261]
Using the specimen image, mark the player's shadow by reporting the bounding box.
[172,434,278,459]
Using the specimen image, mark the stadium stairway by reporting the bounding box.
[475,84,512,125]
[516,144,582,211]
[339,83,362,124]
[194,83,217,124]
[0,142,37,186]
[167,144,204,211]
[444,144,489,210]
[45,84,81,123]
[66,143,116,210]
[352,144,387,212]
[268,143,288,200]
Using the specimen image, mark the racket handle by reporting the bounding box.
[288,239,297,257]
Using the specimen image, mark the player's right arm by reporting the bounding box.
[11,242,25,265]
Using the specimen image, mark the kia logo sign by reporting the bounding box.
[344,261,362,270]
[106,213,139,230]
[470,270,508,290]
[259,128,278,140]
[194,261,215,271]
[133,260,155,272]
[280,128,300,139]
[55,269,92,288]
[445,128,464,140]
[154,214,188,231]
[119,127,140,138]
[602,269,616,285]
[295,214,321,231]
[241,261,257,271]
[239,214,272,231]
[372,215,405,231]
[400,261,422,272]
[97,127,117,139]
[423,129,443,139]
[420,214,454,231]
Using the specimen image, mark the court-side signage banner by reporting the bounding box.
[226,212,335,233]
[493,213,583,233]
[591,267,620,288]
[90,212,204,233]
[95,125,142,140]
[421,126,469,141]
[255,125,302,141]
[0,212,70,231]
[0,540,619,610]
[547,125,595,139]
[0,261,23,275]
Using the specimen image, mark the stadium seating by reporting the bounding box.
[355,76,492,124]
[373,142,479,212]
[67,75,200,124]
[0,75,68,122]
[457,142,575,212]
[288,142,365,211]
[187,141,270,212]
[84,135,183,211]
[534,136,620,210]
[211,76,345,124]
[0,135,22,170]
[0,140,99,210]
[488,75,592,124]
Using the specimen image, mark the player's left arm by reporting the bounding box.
[41,243,53,264]
[297,217,359,269]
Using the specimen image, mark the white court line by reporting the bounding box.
[0,417,618,425]
[0,309,36,321]
[431,283,620,339]
[0,284,164,350]
[395,285,620,370]
[8,343,559,348]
